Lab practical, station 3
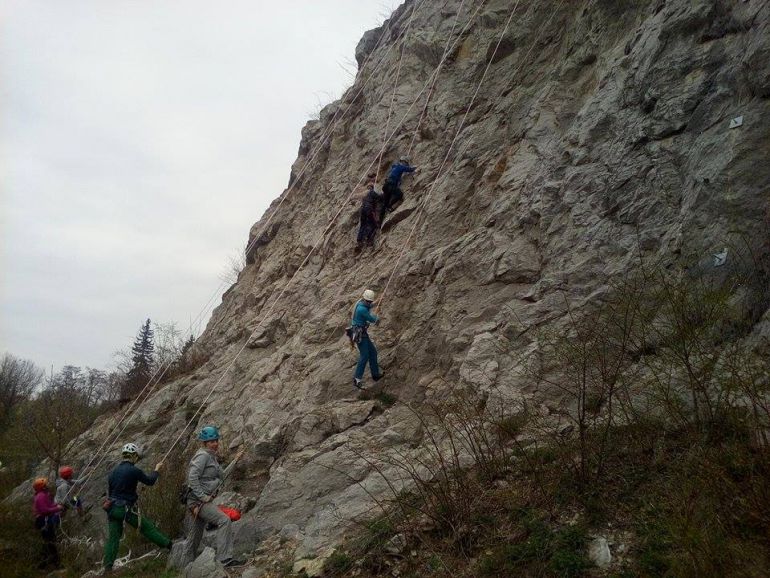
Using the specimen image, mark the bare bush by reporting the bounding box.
[328,259,770,577]
[0,353,44,430]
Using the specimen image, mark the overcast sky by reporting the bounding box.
[0,0,392,371]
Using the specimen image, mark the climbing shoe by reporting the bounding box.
[222,558,246,568]
[372,372,384,382]
[353,378,365,389]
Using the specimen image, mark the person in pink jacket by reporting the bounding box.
[32,477,63,570]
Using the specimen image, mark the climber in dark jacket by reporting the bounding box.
[351,289,383,389]
[380,156,417,222]
[356,183,382,250]
[103,443,171,572]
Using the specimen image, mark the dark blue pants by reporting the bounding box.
[355,335,380,380]
[35,515,60,569]
[380,180,403,222]
[357,214,378,246]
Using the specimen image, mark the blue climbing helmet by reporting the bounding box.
[198,426,220,442]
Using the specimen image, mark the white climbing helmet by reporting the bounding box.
[363,289,376,302]
[121,443,139,456]
[399,156,409,164]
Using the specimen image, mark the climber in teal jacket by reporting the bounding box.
[351,289,383,389]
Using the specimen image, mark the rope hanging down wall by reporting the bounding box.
[66,5,426,499]
[70,0,476,497]
[157,0,493,466]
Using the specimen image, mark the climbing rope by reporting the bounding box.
[407,0,468,158]
[317,1,455,349]
[66,11,421,501]
[62,282,222,492]
[75,0,569,501]
[156,0,493,465]
[374,0,421,184]
[72,0,493,500]
[378,0,535,310]
[347,0,571,460]
[376,0,469,237]
[208,0,498,454]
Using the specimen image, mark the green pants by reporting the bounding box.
[103,504,171,569]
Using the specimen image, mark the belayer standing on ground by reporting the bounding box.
[380,156,417,222]
[32,477,63,570]
[102,443,172,573]
[182,426,245,568]
[55,465,85,516]
[350,289,384,389]
[356,183,383,251]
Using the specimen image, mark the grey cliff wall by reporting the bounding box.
[46,0,770,564]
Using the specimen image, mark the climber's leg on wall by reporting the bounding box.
[380,180,395,222]
[390,185,403,210]
[355,336,372,382]
[367,338,381,380]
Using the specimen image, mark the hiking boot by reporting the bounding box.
[372,372,384,382]
[221,558,246,568]
[353,378,365,390]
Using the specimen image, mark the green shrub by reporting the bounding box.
[478,512,591,577]
[374,391,398,408]
[324,549,354,574]
[0,502,40,578]
[550,526,592,577]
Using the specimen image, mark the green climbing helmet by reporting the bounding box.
[198,426,220,442]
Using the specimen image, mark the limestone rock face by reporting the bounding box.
[49,0,770,566]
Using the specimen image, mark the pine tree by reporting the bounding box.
[121,319,155,401]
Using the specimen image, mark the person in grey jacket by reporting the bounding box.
[54,465,85,515]
[182,426,245,568]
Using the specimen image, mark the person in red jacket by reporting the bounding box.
[32,477,63,570]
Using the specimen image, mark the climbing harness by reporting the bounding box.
[345,325,366,348]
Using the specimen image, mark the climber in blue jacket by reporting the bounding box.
[350,289,384,389]
[380,156,417,222]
